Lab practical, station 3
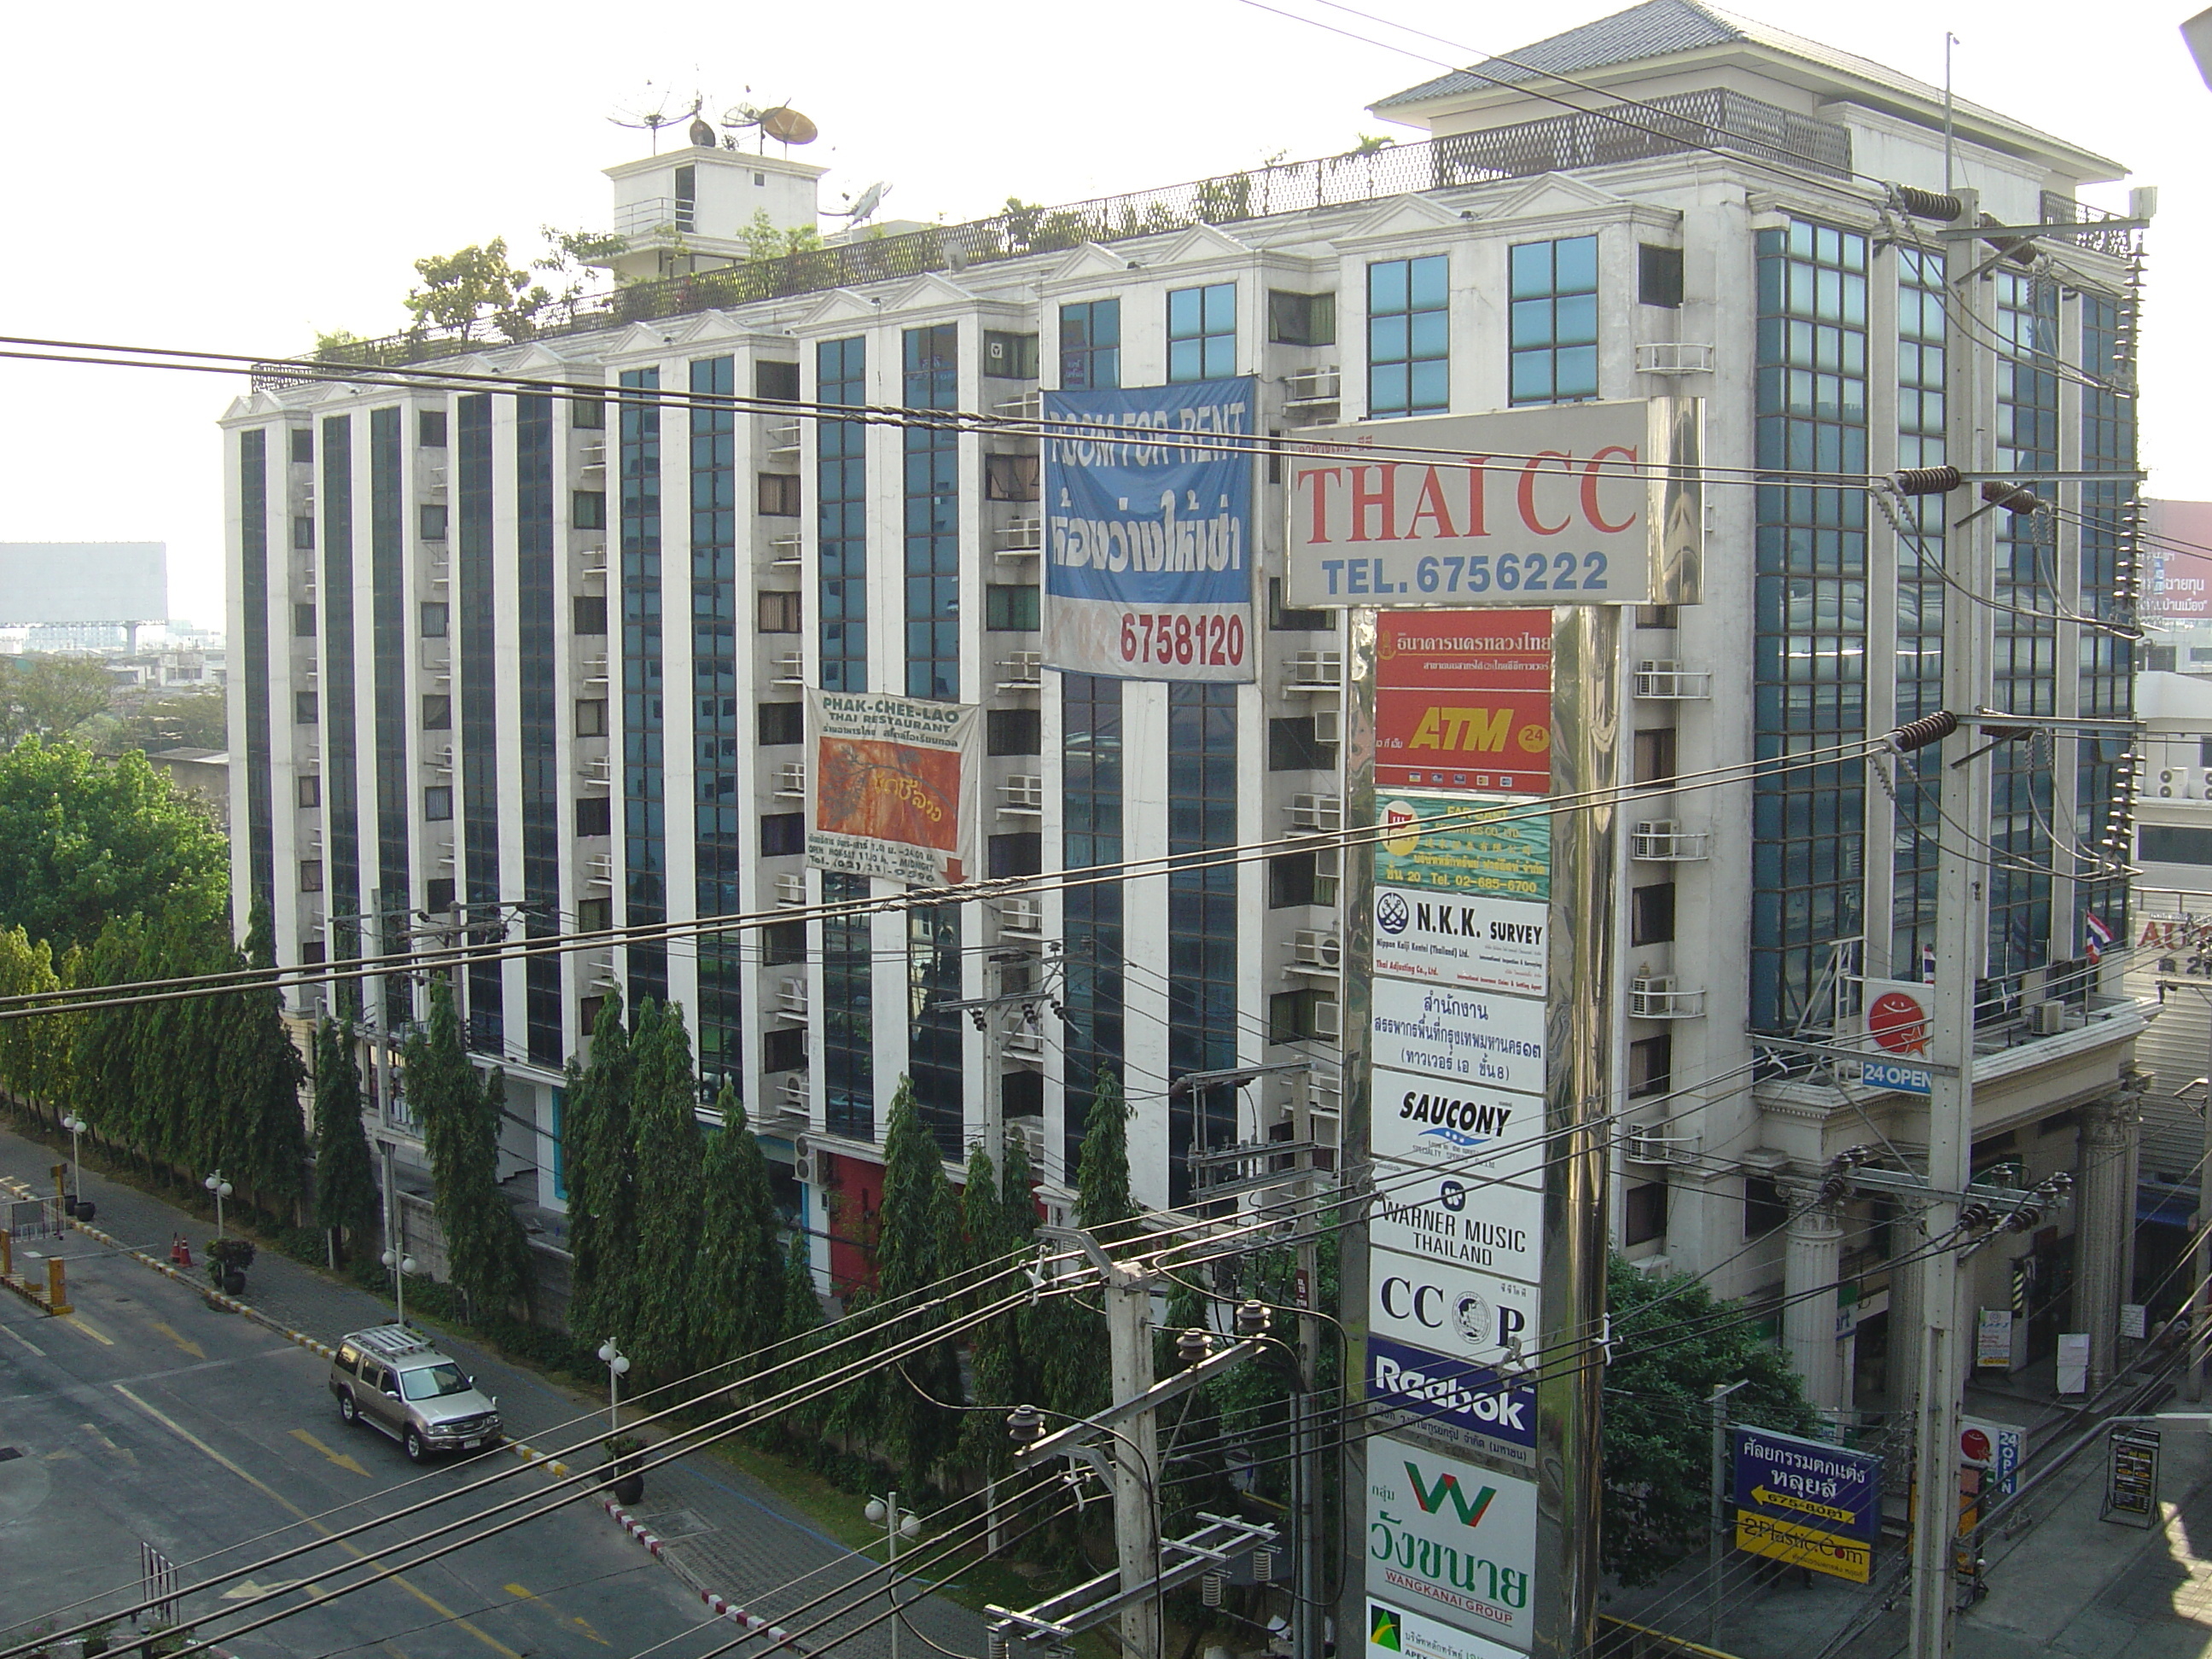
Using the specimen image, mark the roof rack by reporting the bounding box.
[346,1324,440,1360]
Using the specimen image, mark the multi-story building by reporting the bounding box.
[226,0,2150,1407]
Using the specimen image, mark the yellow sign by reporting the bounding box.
[1748,1485,1857,1528]
[1734,1511,1871,1583]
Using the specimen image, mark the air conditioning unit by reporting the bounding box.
[1005,1027,1045,1060]
[1291,930,1342,971]
[1283,367,1342,405]
[1001,774,1045,813]
[578,544,608,572]
[1624,1120,1700,1166]
[422,744,453,772]
[777,977,809,1020]
[1289,794,1342,834]
[1628,976,1707,1018]
[997,652,1044,688]
[773,655,806,686]
[1309,998,1342,1043]
[2157,767,2209,800]
[1314,846,1342,883]
[1630,820,1711,861]
[585,854,615,887]
[767,534,805,569]
[1633,661,1714,700]
[1289,650,1342,690]
[577,441,608,469]
[1312,707,1342,746]
[765,422,804,457]
[420,464,449,497]
[581,654,610,687]
[779,1074,808,1115]
[776,873,807,907]
[581,754,612,786]
[998,896,1045,934]
[2027,999,2068,1036]
[777,763,807,798]
[995,517,1044,555]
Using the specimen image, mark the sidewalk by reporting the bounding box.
[0,1121,982,1659]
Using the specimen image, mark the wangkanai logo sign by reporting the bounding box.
[1367,1439,1537,1643]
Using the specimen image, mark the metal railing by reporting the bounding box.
[614,195,697,239]
[260,90,1849,385]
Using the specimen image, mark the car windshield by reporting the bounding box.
[399,1363,470,1400]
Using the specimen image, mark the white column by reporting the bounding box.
[2077,1095,2139,1390]
[1783,1199,1846,1413]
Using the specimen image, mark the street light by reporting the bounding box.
[60,1115,87,1216]
[380,1248,418,1325]
[597,1339,631,1435]
[864,1491,924,1659]
[203,1172,232,1237]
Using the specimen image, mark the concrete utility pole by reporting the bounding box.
[1908,185,1991,1659]
[1708,1378,1751,1644]
[1103,1259,1161,1659]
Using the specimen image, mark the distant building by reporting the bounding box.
[0,543,167,652]
[145,748,230,831]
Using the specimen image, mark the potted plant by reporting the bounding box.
[207,1237,255,1296]
[81,1617,114,1656]
[601,1434,646,1507]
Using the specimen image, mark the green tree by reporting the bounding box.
[0,925,68,1113]
[958,1138,1031,1477]
[566,992,638,1353]
[1602,1254,1819,1586]
[628,1001,705,1380]
[0,657,114,744]
[1076,1065,1135,1236]
[221,904,309,1210]
[106,686,228,754]
[311,1020,378,1256]
[408,980,530,1317]
[404,239,550,341]
[736,209,825,262]
[775,1231,827,1439]
[693,1080,784,1373]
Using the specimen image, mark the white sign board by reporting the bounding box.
[2058,1332,2090,1395]
[1370,1068,1546,1177]
[1367,1438,1538,1647]
[1371,979,1547,1095]
[1371,1247,1540,1370]
[1371,1169,1543,1283]
[1376,888,1547,996]
[1368,1599,1523,1659]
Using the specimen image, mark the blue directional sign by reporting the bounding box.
[1732,1426,1882,1541]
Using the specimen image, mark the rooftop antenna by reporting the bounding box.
[611,85,702,156]
[825,180,892,227]
[723,96,818,154]
[1942,32,1959,191]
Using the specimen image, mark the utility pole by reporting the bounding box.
[2180,989,2212,1400]
[1909,184,1989,1659]
[1708,1378,1750,1644]
[1103,1259,1160,1659]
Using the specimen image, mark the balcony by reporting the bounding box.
[768,534,804,570]
[1288,793,1342,835]
[613,195,698,239]
[1635,343,1716,375]
[764,421,804,459]
[1628,976,1706,1019]
[1633,661,1713,700]
[1631,820,1710,861]
[996,652,1043,691]
[1000,775,1045,815]
[1284,651,1342,693]
[775,762,806,800]
[994,517,1043,557]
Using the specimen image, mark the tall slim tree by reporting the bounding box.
[566,992,638,1353]
[628,1001,705,1380]
[312,1020,378,1259]
[1026,1066,1132,1423]
[224,903,308,1211]
[693,1080,784,1374]
[1076,1065,1135,1236]
[408,980,530,1317]
[958,1138,1030,1477]
[776,1231,827,1441]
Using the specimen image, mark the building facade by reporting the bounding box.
[225,0,2149,1403]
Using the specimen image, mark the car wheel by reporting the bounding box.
[404,1428,428,1464]
[339,1392,358,1426]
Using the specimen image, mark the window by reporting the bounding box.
[419,601,448,637]
[297,774,321,809]
[1268,715,1334,771]
[571,393,605,430]
[572,594,608,635]
[1270,851,1317,908]
[989,831,1042,876]
[423,785,453,821]
[293,515,315,550]
[575,698,608,737]
[1060,299,1121,390]
[418,409,448,447]
[985,452,1040,501]
[572,490,607,530]
[986,584,1040,632]
[294,690,317,724]
[984,331,1039,379]
[1639,244,1684,309]
[759,701,802,746]
[761,920,806,965]
[988,708,1042,755]
[289,428,314,465]
[1631,882,1676,946]
[2146,646,2178,672]
[755,360,800,402]
[420,503,449,541]
[757,473,801,516]
[1633,727,1678,790]
[1509,235,1599,404]
[575,796,612,836]
[1269,988,1329,1043]
[1268,289,1336,346]
[1634,604,1677,629]
[300,940,326,965]
[1269,577,1331,631]
[1628,1033,1672,1098]
[426,876,456,912]
[1368,255,1450,417]
[293,602,317,637]
[2141,825,2212,865]
[300,859,323,892]
[761,812,805,856]
[1625,1182,1668,1246]
[2199,736,2212,768]
[763,1027,807,1072]
[1743,1176,1789,1237]
[1168,283,1237,382]
[758,591,802,633]
[421,694,451,730]
[577,897,612,933]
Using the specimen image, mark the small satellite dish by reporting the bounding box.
[689,116,716,148]
[760,106,818,146]
[827,180,891,225]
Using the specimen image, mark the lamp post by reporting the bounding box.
[202,1172,232,1237]
[597,1340,631,1435]
[60,1115,87,1214]
[864,1492,923,1659]
[381,1247,417,1325]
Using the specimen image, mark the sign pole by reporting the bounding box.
[1708,1379,1750,1643]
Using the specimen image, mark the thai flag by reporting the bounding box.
[1920,941,1937,984]
[2084,911,2116,964]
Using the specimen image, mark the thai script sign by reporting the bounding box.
[1369,1069,1545,1178]
[1371,1169,1541,1282]
[806,690,977,886]
[1043,379,1254,683]
[1732,1425,1881,1583]
[1367,1438,1538,1647]
[1377,795,1549,900]
[1287,400,1698,609]
[1376,888,1547,996]
[1365,1335,1538,1467]
[1377,611,1551,795]
[1368,1600,1522,1659]
[1371,980,1547,1095]
[1371,1249,1540,1371]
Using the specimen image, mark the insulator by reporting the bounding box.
[1893,465,1963,496]
[1893,184,1965,222]
[1981,480,2046,515]
[1884,710,1959,754]
[1202,1573,1225,1608]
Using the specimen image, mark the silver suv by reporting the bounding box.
[329,1325,503,1463]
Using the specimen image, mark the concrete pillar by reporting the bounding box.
[1783,1199,1846,1414]
[2077,1095,2140,1390]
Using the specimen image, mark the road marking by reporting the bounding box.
[79,1422,137,1465]
[114,1387,526,1659]
[148,1321,206,1359]
[0,1322,44,1357]
[504,1582,611,1647]
[221,1579,306,1601]
[62,1315,114,1347]
[288,1428,369,1477]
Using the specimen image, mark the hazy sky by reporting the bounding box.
[2,0,2200,626]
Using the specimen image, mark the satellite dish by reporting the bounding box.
[828,180,891,224]
[689,116,716,148]
[760,106,818,146]
[611,88,702,155]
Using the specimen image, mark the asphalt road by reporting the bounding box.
[0,1229,726,1659]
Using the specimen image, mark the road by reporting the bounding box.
[0,1225,725,1659]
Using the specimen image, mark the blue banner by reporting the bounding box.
[1365,1333,1537,1464]
[1043,378,1255,682]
